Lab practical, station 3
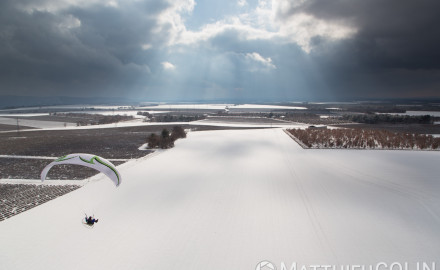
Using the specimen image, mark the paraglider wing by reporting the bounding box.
[41,153,121,187]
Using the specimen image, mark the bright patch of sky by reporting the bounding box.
[162,61,176,70]
[184,0,258,30]
[245,52,276,70]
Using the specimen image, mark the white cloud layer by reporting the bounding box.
[245,52,276,70]
[160,0,357,53]
[15,0,356,54]
[162,61,176,70]
[237,0,247,7]
[58,14,81,30]
[141,44,153,50]
[155,0,196,46]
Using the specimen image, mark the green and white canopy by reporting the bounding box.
[41,153,121,187]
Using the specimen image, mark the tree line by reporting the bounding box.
[146,126,187,149]
[287,128,440,150]
[62,113,134,126]
[137,112,206,122]
[341,114,433,124]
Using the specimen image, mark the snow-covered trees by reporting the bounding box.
[147,126,187,149]
[287,128,440,150]
[342,114,433,124]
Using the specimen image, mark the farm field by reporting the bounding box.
[0,128,439,269]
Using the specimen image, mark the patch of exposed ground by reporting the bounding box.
[0,124,36,131]
[0,184,80,222]
[0,159,126,180]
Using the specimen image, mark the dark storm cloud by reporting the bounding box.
[272,0,440,98]
[305,0,440,69]
[0,0,169,97]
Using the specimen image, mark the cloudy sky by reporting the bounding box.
[1,0,439,102]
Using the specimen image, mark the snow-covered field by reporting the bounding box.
[383,111,440,117]
[0,116,77,129]
[0,117,306,132]
[403,111,440,117]
[1,128,439,270]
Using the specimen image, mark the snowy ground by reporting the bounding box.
[0,116,77,129]
[0,128,439,270]
[391,111,440,117]
[0,118,306,133]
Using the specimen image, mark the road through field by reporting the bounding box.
[0,128,439,270]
